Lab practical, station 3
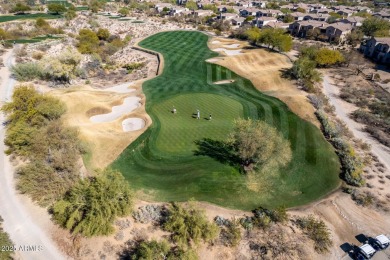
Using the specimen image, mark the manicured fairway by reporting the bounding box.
[111,31,341,210]
[0,13,62,23]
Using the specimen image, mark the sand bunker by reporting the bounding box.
[214,80,235,84]
[212,48,242,56]
[211,40,221,44]
[223,44,240,48]
[101,83,135,93]
[90,96,141,123]
[122,118,145,132]
[206,57,223,63]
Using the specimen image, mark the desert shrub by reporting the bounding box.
[296,215,333,253]
[315,110,364,186]
[10,62,43,81]
[252,206,289,229]
[0,216,13,260]
[32,51,44,60]
[123,62,145,73]
[130,239,170,260]
[163,202,219,249]
[97,28,110,41]
[219,218,242,247]
[2,86,84,205]
[51,169,134,237]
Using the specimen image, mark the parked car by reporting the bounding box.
[371,234,390,250]
[354,244,376,259]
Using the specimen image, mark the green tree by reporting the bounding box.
[258,28,292,52]
[228,119,292,172]
[164,202,219,249]
[47,3,67,14]
[296,7,306,13]
[10,2,31,13]
[245,27,261,43]
[361,17,390,37]
[314,48,345,67]
[185,0,198,10]
[77,29,99,54]
[346,29,364,46]
[96,28,110,41]
[51,169,134,237]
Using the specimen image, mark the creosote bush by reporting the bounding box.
[296,215,333,253]
[163,202,219,249]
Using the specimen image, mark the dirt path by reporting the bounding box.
[0,48,67,259]
[322,74,390,171]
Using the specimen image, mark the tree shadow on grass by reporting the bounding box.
[193,138,243,172]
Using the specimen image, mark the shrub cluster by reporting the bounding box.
[0,216,13,260]
[2,86,83,205]
[296,215,333,253]
[163,202,219,249]
[315,110,365,186]
[122,62,145,73]
[51,169,134,237]
[11,48,82,83]
[76,28,130,63]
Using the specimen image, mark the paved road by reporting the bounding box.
[322,75,390,172]
[0,48,66,260]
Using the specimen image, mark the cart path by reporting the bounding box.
[322,74,390,171]
[0,48,67,260]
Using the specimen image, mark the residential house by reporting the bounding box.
[264,21,290,29]
[336,9,355,17]
[257,9,283,17]
[372,10,390,19]
[360,37,390,64]
[310,8,332,14]
[193,10,215,17]
[325,22,353,43]
[290,12,305,21]
[304,13,330,21]
[170,7,189,16]
[236,0,253,8]
[252,1,267,8]
[155,3,173,12]
[239,7,259,17]
[289,20,329,38]
[218,13,239,20]
[254,16,277,28]
[232,17,246,26]
[340,16,365,27]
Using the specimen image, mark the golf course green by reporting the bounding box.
[111,31,341,210]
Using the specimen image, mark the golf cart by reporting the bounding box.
[371,234,390,250]
[354,244,376,259]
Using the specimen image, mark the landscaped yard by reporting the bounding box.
[111,31,341,210]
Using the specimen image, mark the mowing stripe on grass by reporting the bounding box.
[111,31,340,210]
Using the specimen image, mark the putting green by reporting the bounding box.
[111,31,341,210]
[153,93,243,155]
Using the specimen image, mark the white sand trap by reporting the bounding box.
[122,118,145,132]
[223,44,240,48]
[206,57,223,63]
[212,48,242,56]
[103,83,135,93]
[211,40,221,44]
[214,80,235,84]
[90,97,141,123]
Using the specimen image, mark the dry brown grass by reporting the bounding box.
[50,82,151,170]
[209,38,318,127]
